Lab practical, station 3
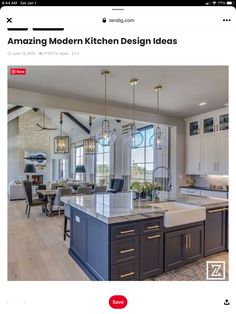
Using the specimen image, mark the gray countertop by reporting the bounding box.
[61,192,228,224]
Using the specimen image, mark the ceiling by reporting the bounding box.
[8,66,228,118]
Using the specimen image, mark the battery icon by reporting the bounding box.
[226,1,233,4]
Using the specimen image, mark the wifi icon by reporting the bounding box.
[212,1,217,4]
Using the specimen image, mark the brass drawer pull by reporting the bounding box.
[147,235,160,240]
[120,229,135,235]
[185,234,189,249]
[120,248,135,254]
[120,271,135,278]
[208,208,228,213]
[188,234,191,249]
[146,225,160,230]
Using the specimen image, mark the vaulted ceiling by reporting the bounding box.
[8,66,228,118]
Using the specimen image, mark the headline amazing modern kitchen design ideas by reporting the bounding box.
[7,66,228,281]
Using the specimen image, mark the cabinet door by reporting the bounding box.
[185,225,204,263]
[188,120,200,136]
[140,232,163,280]
[219,113,229,131]
[217,131,228,175]
[205,209,226,256]
[164,229,185,272]
[70,208,87,261]
[202,134,217,175]
[185,136,201,174]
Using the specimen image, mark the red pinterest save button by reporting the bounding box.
[109,295,128,309]
[10,68,26,75]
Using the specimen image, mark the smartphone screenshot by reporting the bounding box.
[0,2,235,314]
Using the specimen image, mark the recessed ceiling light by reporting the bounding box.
[199,102,207,106]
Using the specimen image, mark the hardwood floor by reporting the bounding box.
[8,200,89,280]
[8,200,229,281]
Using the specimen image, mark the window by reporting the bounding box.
[58,159,66,180]
[75,145,84,180]
[131,126,154,182]
[95,145,110,185]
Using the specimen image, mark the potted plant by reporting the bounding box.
[142,181,153,200]
[152,182,162,202]
[130,181,143,200]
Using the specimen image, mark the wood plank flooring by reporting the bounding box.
[8,200,228,281]
[8,200,89,280]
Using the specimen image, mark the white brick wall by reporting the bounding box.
[18,110,54,183]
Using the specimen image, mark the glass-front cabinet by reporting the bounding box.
[219,113,229,131]
[203,117,214,133]
[189,121,199,136]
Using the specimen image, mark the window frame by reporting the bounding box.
[131,125,154,182]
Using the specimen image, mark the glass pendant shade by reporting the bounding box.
[83,137,96,155]
[96,70,116,147]
[123,78,143,148]
[124,123,144,148]
[149,126,167,150]
[96,119,116,147]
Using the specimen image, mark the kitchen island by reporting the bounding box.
[61,192,228,281]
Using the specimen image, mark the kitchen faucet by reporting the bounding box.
[152,166,172,192]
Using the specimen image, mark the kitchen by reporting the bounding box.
[8,65,228,281]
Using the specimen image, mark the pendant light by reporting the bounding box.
[54,112,69,154]
[96,71,116,147]
[83,116,96,155]
[149,85,167,150]
[123,79,143,148]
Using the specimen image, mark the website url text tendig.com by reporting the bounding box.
[109,18,135,23]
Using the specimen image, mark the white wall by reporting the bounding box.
[8,118,19,187]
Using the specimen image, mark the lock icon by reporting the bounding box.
[102,17,106,23]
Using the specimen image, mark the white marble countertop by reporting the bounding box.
[61,192,228,224]
[175,194,228,209]
[61,192,165,224]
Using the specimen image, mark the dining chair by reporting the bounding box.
[93,185,107,193]
[107,179,124,193]
[76,186,92,195]
[64,203,71,241]
[53,187,73,215]
[22,181,48,219]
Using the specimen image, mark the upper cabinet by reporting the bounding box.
[185,108,228,176]
[189,120,200,136]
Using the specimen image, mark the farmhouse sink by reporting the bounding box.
[149,201,206,228]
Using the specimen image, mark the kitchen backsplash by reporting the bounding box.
[188,175,228,190]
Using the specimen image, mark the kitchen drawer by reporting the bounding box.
[111,222,139,240]
[111,260,139,281]
[180,188,201,196]
[111,237,139,265]
[140,219,163,234]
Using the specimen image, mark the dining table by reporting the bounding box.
[37,189,57,216]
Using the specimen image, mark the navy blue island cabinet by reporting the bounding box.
[69,205,164,281]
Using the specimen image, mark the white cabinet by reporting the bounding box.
[200,190,228,199]
[180,188,228,199]
[202,131,228,175]
[180,188,201,196]
[185,108,228,175]
[202,133,217,175]
[218,131,228,175]
[185,135,201,175]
